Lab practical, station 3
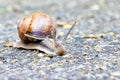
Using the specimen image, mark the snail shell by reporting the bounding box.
[17,13,56,42]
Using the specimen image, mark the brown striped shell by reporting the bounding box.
[17,13,56,43]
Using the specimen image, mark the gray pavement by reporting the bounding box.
[0,0,120,80]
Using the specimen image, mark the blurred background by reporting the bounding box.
[1,0,120,25]
[1,0,120,38]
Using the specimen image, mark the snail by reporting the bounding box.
[13,12,76,56]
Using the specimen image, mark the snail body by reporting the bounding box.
[17,13,56,42]
[13,38,65,56]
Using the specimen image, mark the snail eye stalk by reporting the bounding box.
[62,21,77,43]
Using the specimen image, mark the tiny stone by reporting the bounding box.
[82,52,88,56]
[90,4,100,11]
[3,42,13,47]
[33,58,40,63]
[11,59,18,63]
[38,53,44,58]
[110,71,120,76]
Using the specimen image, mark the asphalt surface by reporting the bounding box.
[0,0,120,80]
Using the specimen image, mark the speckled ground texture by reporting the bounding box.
[0,0,120,80]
